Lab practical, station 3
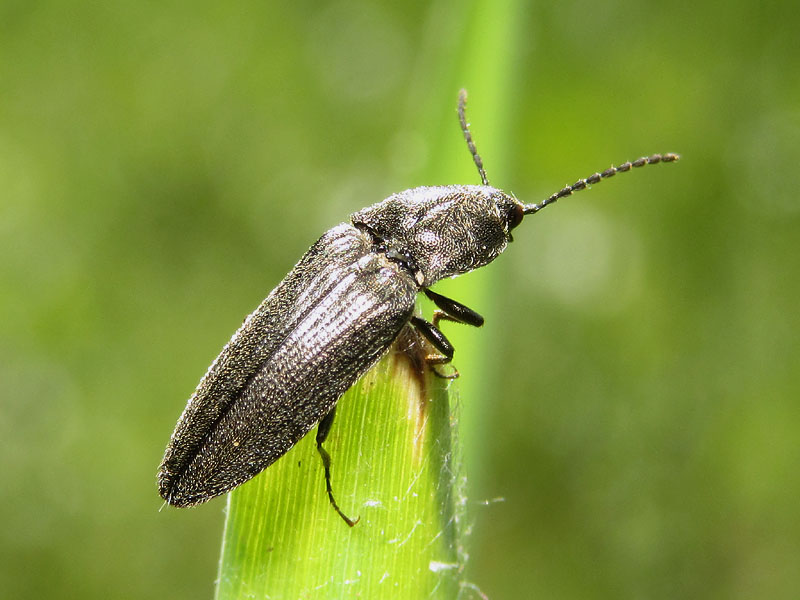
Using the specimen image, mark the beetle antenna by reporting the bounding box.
[458,89,490,186]
[523,153,680,215]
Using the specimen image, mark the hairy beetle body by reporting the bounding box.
[159,184,523,508]
[158,90,678,524]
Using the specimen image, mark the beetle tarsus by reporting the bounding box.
[428,358,460,380]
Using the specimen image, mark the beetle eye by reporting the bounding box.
[507,202,524,231]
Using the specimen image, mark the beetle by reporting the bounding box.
[158,90,678,526]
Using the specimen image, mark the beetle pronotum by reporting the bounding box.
[158,90,678,526]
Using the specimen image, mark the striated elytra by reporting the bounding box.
[158,90,678,526]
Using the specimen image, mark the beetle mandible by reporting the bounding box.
[158,90,679,526]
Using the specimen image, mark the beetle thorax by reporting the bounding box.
[351,185,518,288]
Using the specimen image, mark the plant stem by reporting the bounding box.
[215,332,465,598]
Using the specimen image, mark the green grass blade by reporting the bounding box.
[215,0,523,595]
[215,339,466,598]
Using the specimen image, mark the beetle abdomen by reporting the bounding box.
[158,224,418,506]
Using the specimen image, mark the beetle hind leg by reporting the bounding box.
[316,407,360,527]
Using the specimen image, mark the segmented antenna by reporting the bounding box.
[458,89,489,186]
[523,153,680,215]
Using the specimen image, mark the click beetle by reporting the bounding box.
[158,90,678,526]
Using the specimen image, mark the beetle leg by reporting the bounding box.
[432,310,462,330]
[316,407,360,527]
[425,354,460,380]
[410,316,454,360]
[409,315,460,379]
[418,289,482,378]
[424,289,484,327]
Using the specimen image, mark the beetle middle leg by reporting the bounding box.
[410,315,462,379]
[316,407,360,527]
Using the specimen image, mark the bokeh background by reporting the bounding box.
[2,0,798,598]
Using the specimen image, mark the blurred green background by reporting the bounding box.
[2,0,798,598]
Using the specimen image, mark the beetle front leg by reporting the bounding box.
[432,310,465,331]
[316,407,360,527]
[424,289,484,327]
